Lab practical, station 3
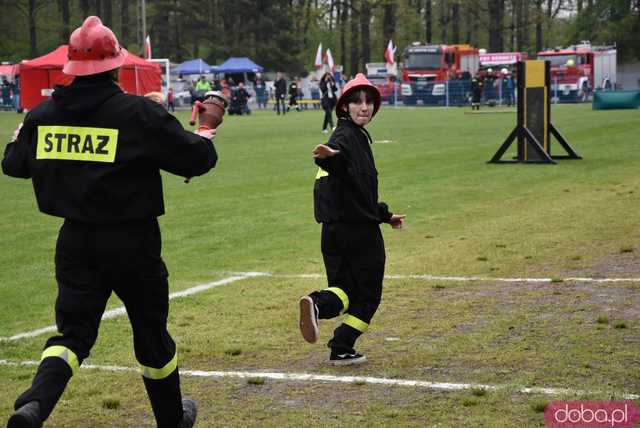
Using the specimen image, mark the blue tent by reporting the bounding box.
[216,57,264,73]
[173,58,215,75]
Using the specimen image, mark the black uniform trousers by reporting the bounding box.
[310,223,385,353]
[15,218,183,427]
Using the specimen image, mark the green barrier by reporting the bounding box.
[593,90,640,110]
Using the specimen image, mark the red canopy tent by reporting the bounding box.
[20,45,161,110]
[0,64,18,79]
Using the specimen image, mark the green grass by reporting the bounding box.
[1,104,639,426]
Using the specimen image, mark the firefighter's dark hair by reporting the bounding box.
[339,88,376,113]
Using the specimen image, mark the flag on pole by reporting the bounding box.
[384,39,396,65]
[144,35,152,59]
[314,43,323,69]
[325,48,335,72]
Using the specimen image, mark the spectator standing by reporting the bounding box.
[254,74,268,109]
[320,72,338,132]
[289,78,300,112]
[167,87,175,112]
[1,77,11,107]
[274,72,287,115]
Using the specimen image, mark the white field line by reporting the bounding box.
[3,270,639,342]
[0,359,637,400]
[0,273,263,342]
[235,272,640,283]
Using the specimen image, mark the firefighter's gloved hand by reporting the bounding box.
[11,123,23,142]
[195,128,216,141]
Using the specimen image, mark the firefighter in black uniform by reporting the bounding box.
[471,74,484,110]
[298,73,405,365]
[2,17,215,428]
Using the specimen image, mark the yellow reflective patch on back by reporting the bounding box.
[36,126,119,163]
[316,167,329,179]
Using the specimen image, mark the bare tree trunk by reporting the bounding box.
[102,0,112,26]
[382,1,396,44]
[488,0,504,52]
[577,0,583,13]
[350,0,360,76]
[28,0,38,57]
[58,0,71,43]
[509,0,516,51]
[360,0,371,67]
[95,0,102,17]
[535,0,543,53]
[465,0,477,44]
[120,0,130,46]
[173,1,182,61]
[451,0,460,44]
[80,0,90,18]
[439,0,448,42]
[425,0,432,43]
[340,0,348,69]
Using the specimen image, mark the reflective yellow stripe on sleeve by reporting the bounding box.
[316,168,328,179]
[140,352,178,380]
[37,125,119,163]
[344,314,369,333]
[41,345,80,375]
[325,287,349,314]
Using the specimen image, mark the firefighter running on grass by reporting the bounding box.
[2,16,217,428]
[299,73,405,365]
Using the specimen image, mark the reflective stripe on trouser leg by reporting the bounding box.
[343,314,369,333]
[325,287,349,314]
[140,352,178,380]
[41,345,80,375]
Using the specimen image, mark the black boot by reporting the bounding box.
[178,398,197,428]
[7,401,42,428]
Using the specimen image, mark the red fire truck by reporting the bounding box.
[400,43,479,105]
[537,42,617,103]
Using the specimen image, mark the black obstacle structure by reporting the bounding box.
[489,60,581,164]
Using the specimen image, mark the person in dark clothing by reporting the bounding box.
[319,72,338,133]
[254,74,267,109]
[1,77,11,107]
[2,17,211,428]
[274,72,287,115]
[471,75,484,110]
[288,78,300,112]
[299,73,405,366]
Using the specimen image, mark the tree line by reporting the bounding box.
[1,0,638,77]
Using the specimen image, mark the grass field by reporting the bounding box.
[0,103,639,427]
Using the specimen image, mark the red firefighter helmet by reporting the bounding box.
[336,73,381,118]
[63,16,127,76]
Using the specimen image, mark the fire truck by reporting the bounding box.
[537,42,617,103]
[400,43,479,105]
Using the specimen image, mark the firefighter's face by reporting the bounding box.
[347,92,374,125]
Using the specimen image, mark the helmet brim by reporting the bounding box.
[63,48,128,77]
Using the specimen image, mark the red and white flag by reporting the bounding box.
[384,39,396,65]
[314,43,323,69]
[325,48,335,72]
[144,35,152,59]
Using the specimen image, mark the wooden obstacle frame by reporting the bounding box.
[489,60,581,164]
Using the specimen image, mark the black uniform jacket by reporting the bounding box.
[314,118,392,225]
[2,75,217,224]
